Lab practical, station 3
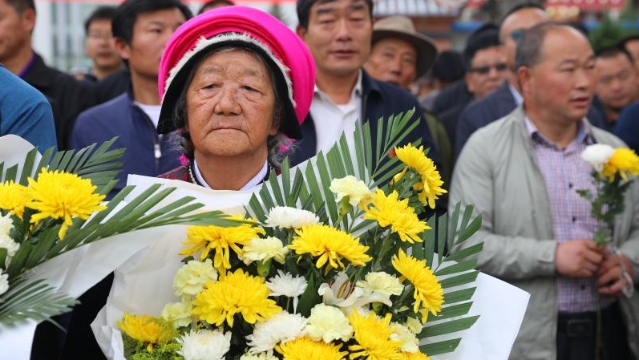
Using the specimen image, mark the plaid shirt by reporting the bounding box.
[524,116,614,313]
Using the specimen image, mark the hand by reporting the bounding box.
[555,239,604,278]
[597,252,635,297]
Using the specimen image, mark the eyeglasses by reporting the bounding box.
[468,63,508,75]
[510,28,525,42]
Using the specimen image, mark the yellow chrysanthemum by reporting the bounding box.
[180,215,265,273]
[275,336,347,360]
[0,181,30,218]
[27,168,106,239]
[191,268,281,327]
[364,189,429,243]
[402,351,431,360]
[289,224,372,271]
[393,145,447,209]
[392,249,443,323]
[347,310,403,360]
[117,313,175,352]
[602,148,639,181]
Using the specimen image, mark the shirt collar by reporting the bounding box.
[192,159,268,190]
[524,114,595,148]
[508,82,523,106]
[314,69,363,100]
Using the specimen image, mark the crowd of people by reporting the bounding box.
[1,0,638,359]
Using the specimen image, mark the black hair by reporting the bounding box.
[595,45,635,64]
[111,0,192,45]
[198,0,235,15]
[296,0,373,30]
[4,0,35,13]
[84,6,118,34]
[432,50,465,83]
[463,28,502,70]
[619,34,639,50]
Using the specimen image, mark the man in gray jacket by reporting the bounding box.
[450,22,639,360]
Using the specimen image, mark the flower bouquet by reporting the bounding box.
[0,135,231,358]
[108,110,498,360]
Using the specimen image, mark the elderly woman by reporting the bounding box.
[157,6,315,190]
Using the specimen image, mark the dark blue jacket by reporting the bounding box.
[455,82,606,157]
[614,102,639,154]
[288,70,441,171]
[69,90,181,197]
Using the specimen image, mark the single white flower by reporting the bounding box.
[173,259,218,297]
[405,317,422,334]
[0,214,18,266]
[356,272,403,299]
[161,301,192,328]
[0,272,8,296]
[241,237,289,265]
[246,312,306,354]
[390,322,419,352]
[304,303,353,343]
[318,273,392,313]
[177,329,231,360]
[329,175,374,207]
[240,353,279,360]
[266,270,307,312]
[581,144,615,172]
[265,206,319,229]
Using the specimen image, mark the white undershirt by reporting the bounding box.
[508,82,523,106]
[311,71,363,154]
[192,158,268,190]
[135,102,162,129]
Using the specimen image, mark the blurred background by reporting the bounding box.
[34,0,639,73]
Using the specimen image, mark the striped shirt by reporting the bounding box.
[524,116,614,313]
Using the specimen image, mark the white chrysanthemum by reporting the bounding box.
[581,144,615,172]
[304,304,353,343]
[265,206,319,229]
[241,237,289,265]
[319,273,392,312]
[0,214,18,265]
[329,175,374,207]
[0,272,8,296]
[173,259,218,297]
[161,301,192,328]
[246,312,306,354]
[391,322,419,352]
[266,270,307,312]
[177,329,231,360]
[356,271,403,298]
[405,317,422,334]
[240,353,279,360]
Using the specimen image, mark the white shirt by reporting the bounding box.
[135,102,162,129]
[311,71,363,154]
[508,82,523,106]
[192,158,268,190]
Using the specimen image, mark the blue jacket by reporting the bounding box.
[614,102,639,154]
[288,70,441,170]
[69,90,181,196]
[455,82,606,157]
[0,65,57,151]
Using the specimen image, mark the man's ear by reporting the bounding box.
[296,26,306,41]
[517,66,531,97]
[114,38,131,61]
[21,8,36,33]
[465,73,475,94]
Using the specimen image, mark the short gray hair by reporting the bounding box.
[169,46,293,168]
[515,22,574,70]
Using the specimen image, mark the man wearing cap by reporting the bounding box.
[292,0,441,193]
[363,15,452,191]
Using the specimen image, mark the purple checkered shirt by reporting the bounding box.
[524,116,614,313]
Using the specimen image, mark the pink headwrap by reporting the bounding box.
[157,6,315,138]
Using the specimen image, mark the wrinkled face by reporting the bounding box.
[116,8,186,81]
[0,1,34,63]
[186,49,279,162]
[364,37,417,89]
[623,39,639,73]
[520,28,596,125]
[500,8,549,71]
[465,45,508,99]
[85,19,121,71]
[596,53,638,111]
[297,0,372,78]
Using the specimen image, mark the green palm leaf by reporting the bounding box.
[246,109,483,356]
